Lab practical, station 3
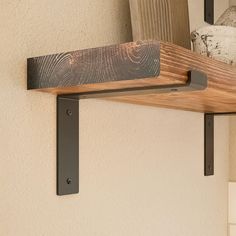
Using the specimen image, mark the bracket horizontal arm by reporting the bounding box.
[61,70,207,100]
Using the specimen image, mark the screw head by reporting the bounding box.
[66,178,72,184]
[66,109,72,116]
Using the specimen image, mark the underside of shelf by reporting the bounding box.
[27,40,236,113]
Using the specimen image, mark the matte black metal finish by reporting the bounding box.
[57,69,208,195]
[62,70,207,100]
[203,112,236,176]
[57,96,79,195]
[204,114,214,176]
[204,0,214,24]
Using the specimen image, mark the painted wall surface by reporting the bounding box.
[229,0,236,183]
[228,183,236,236]
[188,0,229,30]
[0,1,229,236]
[230,0,236,6]
[230,119,236,181]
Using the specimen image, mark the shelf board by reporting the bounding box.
[27,40,236,113]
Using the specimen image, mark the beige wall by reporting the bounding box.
[229,0,236,183]
[0,1,229,235]
[230,118,236,181]
[188,0,229,30]
[230,0,236,5]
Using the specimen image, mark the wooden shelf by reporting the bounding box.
[27,40,236,113]
[28,40,228,194]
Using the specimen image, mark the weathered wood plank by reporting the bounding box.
[27,41,160,90]
[27,40,236,113]
[110,42,236,113]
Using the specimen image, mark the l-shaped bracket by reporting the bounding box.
[57,70,207,195]
[204,112,236,176]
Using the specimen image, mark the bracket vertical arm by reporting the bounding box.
[56,70,207,196]
[57,96,79,195]
[204,113,214,176]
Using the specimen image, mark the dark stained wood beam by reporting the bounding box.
[27,40,236,113]
[27,41,160,92]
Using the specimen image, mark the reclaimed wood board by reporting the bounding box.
[129,0,191,49]
[27,41,162,92]
[27,40,236,113]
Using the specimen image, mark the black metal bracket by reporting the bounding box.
[57,96,79,195]
[204,0,214,24]
[57,70,207,195]
[204,114,214,176]
[204,112,236,176]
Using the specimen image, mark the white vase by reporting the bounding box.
[191,26,236,66]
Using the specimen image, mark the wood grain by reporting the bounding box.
[110,42,236,113]
[27,40,236,113]
[129,0,191,49]
[27,41,160,90]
